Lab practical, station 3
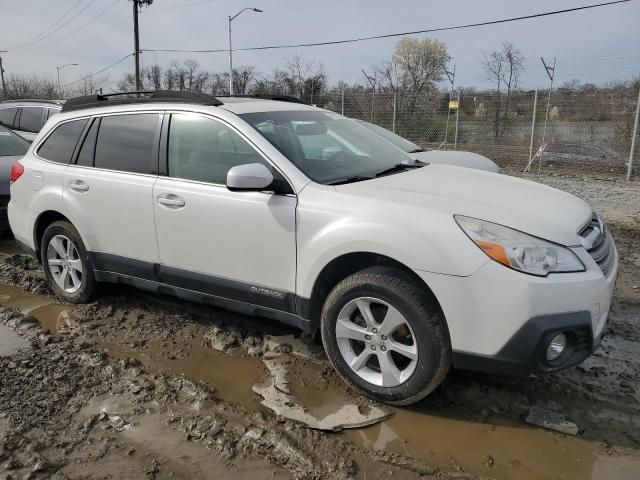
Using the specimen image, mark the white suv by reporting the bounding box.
[8,92,618,405]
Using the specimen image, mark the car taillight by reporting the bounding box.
[10,162,24,184]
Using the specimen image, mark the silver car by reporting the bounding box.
[356,119,500,173]
[0,99,64,142]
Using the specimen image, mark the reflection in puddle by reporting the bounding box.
[0,283,73,333]
[345,405,640,480]
[0,324,29,356]
[102,341,266,410]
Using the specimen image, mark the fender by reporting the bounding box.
[296,216,488,299]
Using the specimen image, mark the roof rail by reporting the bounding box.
[61,90,223,112]
[218,94,309,105]
[1,98,64,105]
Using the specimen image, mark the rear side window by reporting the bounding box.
[18,107,45,133]
[0,108,17,128]
[94,114,159,174]
[37,119,88,164]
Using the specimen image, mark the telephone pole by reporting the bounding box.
[131,1,154,91]
[0,51,7,100]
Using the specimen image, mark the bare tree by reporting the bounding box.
[483,41,525,141]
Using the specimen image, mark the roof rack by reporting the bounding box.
[1,99,64,105]
[218,94,309,105]
[61,90,223,112]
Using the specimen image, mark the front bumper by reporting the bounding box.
[415,243,617,375]
[452,311,607,375]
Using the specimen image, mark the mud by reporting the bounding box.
[0,175,639,479]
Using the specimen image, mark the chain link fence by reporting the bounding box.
[314,87,640,179]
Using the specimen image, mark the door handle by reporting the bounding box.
[69,180,89,192]
[157,194,185,208]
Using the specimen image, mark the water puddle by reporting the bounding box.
[343,404,640,480]
[0,324,29,356]
[285,355,640,479]
[101,341,266,410]
[0,283,73,333]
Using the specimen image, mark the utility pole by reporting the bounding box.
[131,0,154,92]
[0,51,7,100]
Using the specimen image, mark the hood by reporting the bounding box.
[0,155,21,196]
[335,164,592,246]
[414,150,500,173]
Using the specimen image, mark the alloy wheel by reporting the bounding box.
[47,234,83,294]
[335,297,418,387]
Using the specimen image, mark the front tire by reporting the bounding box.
[321,267,451,405]
[40,220,96,303]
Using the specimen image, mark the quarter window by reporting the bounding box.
[94,114,160,174]
[18,107,45,133]
[37,119,88,164]
[0,108,17,128]
[167,113,267,184]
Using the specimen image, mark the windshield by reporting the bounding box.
[240,110,416,184]
[0,127,29,157]
[356,120,428,153]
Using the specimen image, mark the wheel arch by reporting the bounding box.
[33,210,72,260]
[304,251,448,334]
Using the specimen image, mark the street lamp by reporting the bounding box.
[228,7,262,95]
[56,63,78,99]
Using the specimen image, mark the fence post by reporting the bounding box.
[341,90,344,116]
[392,91,397,133]
[454,90,460,149]
[627,86,640,181]
[525,90,539,172]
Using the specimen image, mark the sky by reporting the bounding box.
[1,0,639,92]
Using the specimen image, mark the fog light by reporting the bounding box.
[546,333,567,361]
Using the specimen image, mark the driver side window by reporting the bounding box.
[167,113,269,184]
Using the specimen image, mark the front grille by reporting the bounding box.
[579,213,615,277]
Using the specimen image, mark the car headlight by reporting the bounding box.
[455,215,585,276]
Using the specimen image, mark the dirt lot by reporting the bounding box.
[1,174,639,480]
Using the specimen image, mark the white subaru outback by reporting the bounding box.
[8,92,617,405]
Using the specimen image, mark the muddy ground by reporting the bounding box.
[1,174,639,480]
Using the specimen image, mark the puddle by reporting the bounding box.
[0,283,73,333]
[102,341,266,410]
[0,324,29,356]
[287,357,375,419]
[78,396,291,480]
[343,404,640,480]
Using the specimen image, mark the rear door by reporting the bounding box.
[62,112,162,274]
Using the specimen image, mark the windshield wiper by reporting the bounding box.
[374,162,424,178]
[408,147,427,153]
[326,175,374,185]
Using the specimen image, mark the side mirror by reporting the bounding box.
[226,163,274,191]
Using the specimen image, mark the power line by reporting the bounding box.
[11,0,98,50]
[140,0,214,13]
[143,0,634,54]
[10,0,84,49]
[29,0,122,50]
[63,53,133,87]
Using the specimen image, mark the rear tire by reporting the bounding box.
[40,220,96,303]
[321,267,451,405]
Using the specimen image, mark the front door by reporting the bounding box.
[152,112,297,312]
